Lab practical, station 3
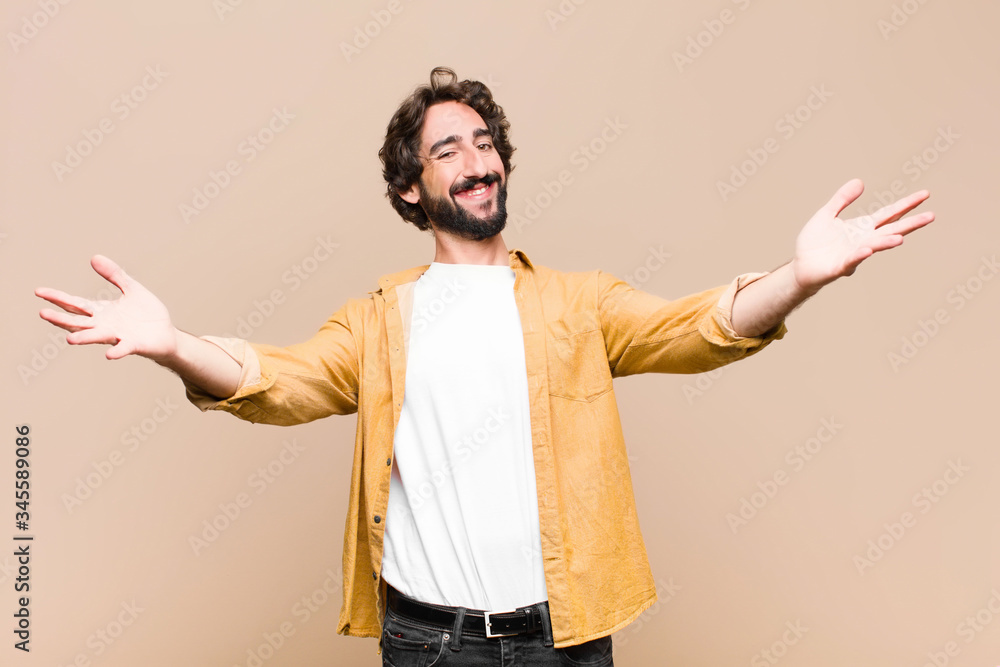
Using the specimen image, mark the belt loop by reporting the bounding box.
[450,607,466,652]
[536,602,554,648]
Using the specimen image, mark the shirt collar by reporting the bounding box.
[374,247,533,293]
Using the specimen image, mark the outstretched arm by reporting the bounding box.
[35,255,242,399]
[730,179,935,337]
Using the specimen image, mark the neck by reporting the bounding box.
[431,230,509,265]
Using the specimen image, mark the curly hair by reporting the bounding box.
[379,67,516,231]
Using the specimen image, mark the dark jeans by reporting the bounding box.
[380,605,614,666]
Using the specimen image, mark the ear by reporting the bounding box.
[398,182,420,205]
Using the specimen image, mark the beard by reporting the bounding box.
[419,172,508,241]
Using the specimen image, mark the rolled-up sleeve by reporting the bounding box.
[702,271,788,346]
[183,336,263,410]
[600,271,786,377]
[181,303,361,426]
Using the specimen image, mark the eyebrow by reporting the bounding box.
[427,127,492,157]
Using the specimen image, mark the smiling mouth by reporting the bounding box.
[453,181,495,201]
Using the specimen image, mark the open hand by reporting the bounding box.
[790,179,935,293]
[35,255,177,361]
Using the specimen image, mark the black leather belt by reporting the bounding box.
[386,586,547,638]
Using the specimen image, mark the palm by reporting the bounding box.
[36,255,176,361]
[791,179,934,292]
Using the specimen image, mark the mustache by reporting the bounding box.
[450,172,502,196]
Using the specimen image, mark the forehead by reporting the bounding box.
[420,101,488,151]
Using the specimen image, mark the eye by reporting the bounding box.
[434,151,457,161]
[478,142,494,151]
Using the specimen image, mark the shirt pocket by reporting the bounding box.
[546,310,613,402]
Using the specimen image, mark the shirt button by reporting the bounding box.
[386,458,392,466]
[374,515,382,523]
[372,571,378,580]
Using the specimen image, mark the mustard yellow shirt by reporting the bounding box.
[184,248,786,648]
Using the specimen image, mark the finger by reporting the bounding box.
[106,338,134,360]
[864,234,905,254]
[67,328,118,346]
[837,247,874,278]
[91,255,133,295]
[38,308,93,332]
[846,246,874,269]
[34,287,95,316]
[868,190,930,228]
[877,210,935,237]
[822,178,865,217]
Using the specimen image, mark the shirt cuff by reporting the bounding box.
[710,271,787,343]
[183,336,263,410]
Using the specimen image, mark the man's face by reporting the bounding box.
[400,101,508,241]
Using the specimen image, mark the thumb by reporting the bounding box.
[91,255,134,295]
[822,179,865,218]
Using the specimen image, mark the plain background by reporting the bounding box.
[4,1,999,665]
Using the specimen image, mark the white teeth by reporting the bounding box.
[462,185,488,196]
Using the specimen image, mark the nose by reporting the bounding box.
[461,144,489,180]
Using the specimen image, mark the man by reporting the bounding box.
[36,67,934,666]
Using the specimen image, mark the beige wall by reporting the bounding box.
[5,1,999,665]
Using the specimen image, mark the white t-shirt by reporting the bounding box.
[381,261,548,611]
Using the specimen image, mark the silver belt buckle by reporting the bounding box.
[483,608,518,638]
